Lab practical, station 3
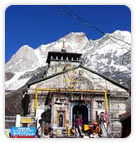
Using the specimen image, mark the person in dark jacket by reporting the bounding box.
[22,92,30,116]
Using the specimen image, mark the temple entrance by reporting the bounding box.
[72,104,88,126]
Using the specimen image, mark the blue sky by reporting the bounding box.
[5,5,131,63]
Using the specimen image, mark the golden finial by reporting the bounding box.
[61,40,66,52]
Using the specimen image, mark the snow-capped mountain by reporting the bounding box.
[81,30,131,86]
[5,30,131,90]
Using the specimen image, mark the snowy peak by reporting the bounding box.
[62,32,89,53]
[111,30,131,40]
[106,30,131,45]
[12,45,34,61]
[5,45,39,72]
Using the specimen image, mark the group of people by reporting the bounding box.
[37,112,106,138]
[71,115,101,138]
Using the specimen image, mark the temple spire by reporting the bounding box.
[61,40,66,52]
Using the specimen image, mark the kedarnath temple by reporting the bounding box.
[6,44,130,138]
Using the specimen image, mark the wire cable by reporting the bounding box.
[57,5,131,46]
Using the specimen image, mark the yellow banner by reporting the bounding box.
[21,118,32,123]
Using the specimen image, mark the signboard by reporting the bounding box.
[11,127,36,138]
[21,117,32,123]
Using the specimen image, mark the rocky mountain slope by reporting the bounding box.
[5,30,131,90]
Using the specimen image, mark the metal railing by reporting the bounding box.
[5,116,16,129]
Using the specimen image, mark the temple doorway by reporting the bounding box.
[72,104,88,126]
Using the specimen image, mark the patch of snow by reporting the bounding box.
[5,72,31,90]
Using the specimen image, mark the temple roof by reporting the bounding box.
[27,65,128,91]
